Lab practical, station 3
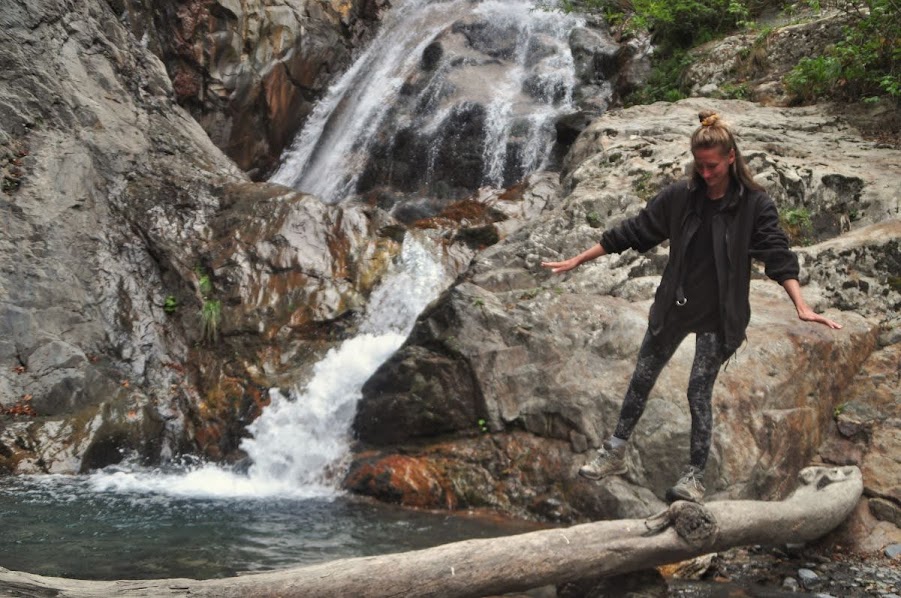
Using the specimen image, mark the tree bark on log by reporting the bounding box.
[0,466,863,598]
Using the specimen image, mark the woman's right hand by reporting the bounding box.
[540,257,581,273]
[541,244,607,273]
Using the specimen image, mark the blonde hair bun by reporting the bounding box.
[699,111,720,127]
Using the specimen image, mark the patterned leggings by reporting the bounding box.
[613,328,726,471]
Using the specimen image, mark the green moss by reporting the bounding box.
[163,295,178,314]
[633,171,656,202]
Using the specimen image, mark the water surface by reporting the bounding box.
[0,472,539,581]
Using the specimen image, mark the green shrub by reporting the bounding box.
[786,1,900,103]
[785,55,844,102]
[560,0,772,51]
[717,81,751,99]
[198,273,213,297]
[779,206,813,245]
[559,1,782,103]
[557,0,899,106]
[194,267,222,341]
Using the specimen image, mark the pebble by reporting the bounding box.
[885,543,901,559]
[798,568,821,589]
[672,546,901,597]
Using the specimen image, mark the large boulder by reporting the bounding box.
[347,99,901,522]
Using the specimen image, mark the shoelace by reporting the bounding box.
[680,468,701,485]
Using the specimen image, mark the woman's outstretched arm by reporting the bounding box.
[541,243,607,273]
[781,278,842,329]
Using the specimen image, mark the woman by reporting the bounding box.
[541,110,841,503]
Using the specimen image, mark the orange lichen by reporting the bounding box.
[331,0,354,20]
[497,181,527,202]
[345,454,458,509]
[412,199,496,231]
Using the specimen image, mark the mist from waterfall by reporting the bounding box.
[270,0,583,202]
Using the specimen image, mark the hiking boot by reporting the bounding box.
[578,441,627,480]
[666,467,705,503]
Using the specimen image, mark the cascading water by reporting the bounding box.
[271,0,583,202]
[238,236,448,494]
[88,235,448,499]
[0,236,461,579]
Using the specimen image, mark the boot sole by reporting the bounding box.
[665,487,703,503]
[578,465,627,480]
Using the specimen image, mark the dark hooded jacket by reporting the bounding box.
[599,177,799,357]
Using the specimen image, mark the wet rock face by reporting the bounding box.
[344,431,663,521]
[187,182,402,459]
[113,0,387,179]
[357,101,489,199]
[348,99,901,522]
[353,7,642,202]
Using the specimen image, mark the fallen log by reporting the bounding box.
[0,466,863,598]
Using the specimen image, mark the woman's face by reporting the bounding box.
[693,146,735,197]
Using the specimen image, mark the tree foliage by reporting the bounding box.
[560,0,768,51]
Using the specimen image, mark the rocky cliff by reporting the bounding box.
[0,0,401,471]
[111,0,387,179]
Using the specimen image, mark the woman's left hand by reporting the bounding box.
[798,306,842,329]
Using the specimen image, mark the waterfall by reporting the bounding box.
[239,236,448,493]
[89,236,447,499]
[270,0,583,202]
[88,0,585,499]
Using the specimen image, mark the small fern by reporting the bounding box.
[201,299,222,341]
